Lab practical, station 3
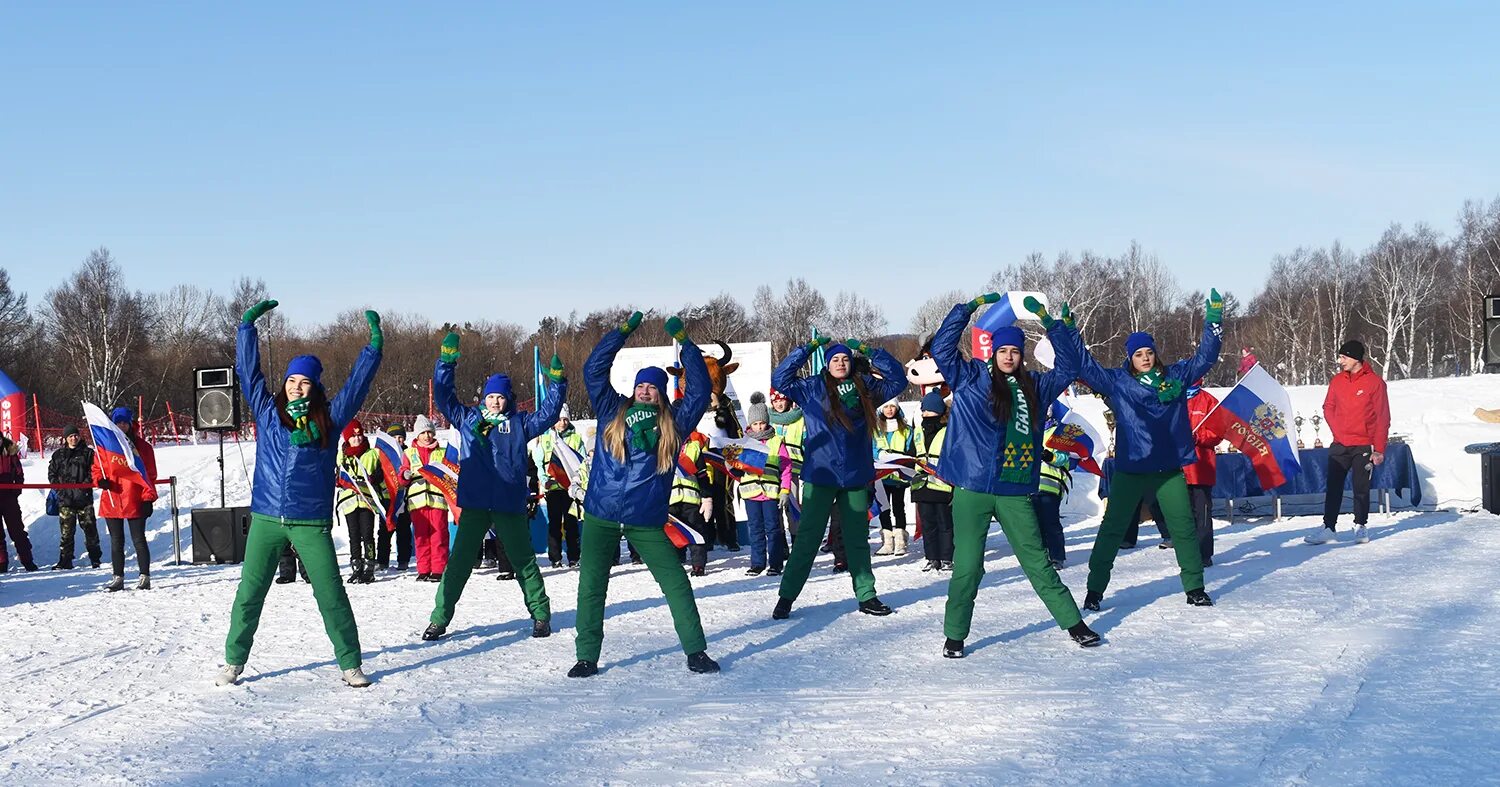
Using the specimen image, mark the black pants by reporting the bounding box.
[1124,496,1171,546]
[344,509,376,574]
[105,516,150,577]
[59,506,102,566]
[877,483,909,531]
[916,500,954,562]
[278,544,308,581]
[1188,484,1213,561]
[0,496,35,567]
[376,512,413,568]
[709,477,737,549]
[1324,442,1373,527]
[826,504,849,566]
[545,489,580,564]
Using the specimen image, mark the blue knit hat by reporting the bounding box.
[920,391,947,416]
[110,407,134,425]
[991,326,1025,352]
[483,373,514,400]
[284,355,324,388]
[826,343,852,360]
[1124,332,1156,361]
[634,366,668,393]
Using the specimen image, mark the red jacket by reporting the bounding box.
[92,432,159,519]
[1323,364,1390,452]
[1183,389,1227,486]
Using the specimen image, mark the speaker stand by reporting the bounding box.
[218,431,227,508]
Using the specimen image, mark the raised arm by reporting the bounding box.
[1170,289,1225,385]
[865,346,909,404]
[330,311,385,430]
[772,342,815,405]
[1034,320,1083,405]
[666,317,712,435]
[235,312,276,422]
[585,312,640,425]
[931,301,984,391]
[523,375,568,442]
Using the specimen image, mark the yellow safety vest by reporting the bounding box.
[912,427,952,494]
[404,443,450,511]
[336,449,383,516]
[772,418,805,479]
[671,440,705,506]
[537,428,586,493]
[738,436,783,500]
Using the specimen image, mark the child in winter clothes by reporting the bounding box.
[739,392,793,575]
[375,423,414,571]
[48,424,100,569]
[404,414,450,580]
[568,312,718,678]
[424,327,566,642]
[1073,290,1225,611]
[535,406,586,567]
[932,295,1100,658]
[770,336,908,620]
[670,431,715,576]
[1034,409,1077,570]
[218,299,382,688]
[0,433,37,572]
[910,392,954,572]
[872,399,915,556]
[93,408,157,591]
[336,420,384,585]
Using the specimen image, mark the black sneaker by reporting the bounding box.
[22,561,38,572]
[772,597,793,620]
[831,562,848,574]
[532,619,551,638]
[422,623,446,641]
[275,575,296,584]
[938,561,953,572]
[921,560,940,572]
[1068,621,1102,648]
[1082,591,1103,612]
[567,561,579,569]
[745,567,764,576]
[630,558,643,565]
[1185,588,1214,607]
[567,660,598,678]
[943,638,965,659]
[52,562,73,571]
[136,575,151,591]
[686,651,721,673]
[496,571,516,581]
[858,597,894,616]
[689,566,706,577]
[766,567,782,576]
[347,572,363,584]
[1158,540,1173,550]
[1202,556,1213,567]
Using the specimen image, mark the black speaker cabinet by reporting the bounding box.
[194,366,241,431]
[191,506,251,564]
[1483,452,1500,516]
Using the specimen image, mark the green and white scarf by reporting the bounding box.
[998,375,1035,485]
[285,398,321,447]
[625,403,661,453]
[835,380,860,413]
[471,410,510,448]
[1135,368,1184,403]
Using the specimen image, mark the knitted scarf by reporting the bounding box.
[285,398,321,447]
[1135,367,1184,403]
[769,406,802,428]
[625,403,660,453]
[744,424,774,441]
[835,380,860,412]
[998,375,1035,485]
[471,409,509,447]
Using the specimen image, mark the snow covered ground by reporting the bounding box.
[2,376,1499,784]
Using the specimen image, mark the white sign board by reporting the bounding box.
[609,341,774,434]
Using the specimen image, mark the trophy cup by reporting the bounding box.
[1295,415,1306,449]
[1103,409,1116,457]
[1311,414,1323,448]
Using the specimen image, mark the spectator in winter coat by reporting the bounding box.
[92,408,158,590]
[1034,411,1076,571]
[568,312,718,678]
[738,394,793,576]
[1183,382,1227,565]
[423,327,565,642]
[404,414,450,580]
[216,299,382,689]
[335,420,383,585]
[1237,347,1258,377]
[670,431,716,576]
[48,424,100,569]
[770,335,908,620]
[931,295,1100,658]
[872,399,915,557]
[1305,340,1390,546]
[1073,289,1225,612]
[0,432,38,572]
[535,406,586,567]
[911,391,954,572]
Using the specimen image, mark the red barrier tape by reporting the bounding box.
[0,479,172,490]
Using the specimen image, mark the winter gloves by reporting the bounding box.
[1204,288,1224,325]
[619,311,644,336]
[805,335,831,354]
[845,338,870,355]
[665,316,689,343]
[1060,303,1075,328]
[366,310,383,351]
[1022,296,1056,329]
[966,292,1002,313]
[242,299,278,324]
[544,353,566,383]
[439,323,462,363]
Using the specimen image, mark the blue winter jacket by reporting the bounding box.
[238,322,382,523]
[772,344,908,489]
[435,359,566,515]
[1072,319,1223,474]
[931,304,1083,497]
[582,329,711,528]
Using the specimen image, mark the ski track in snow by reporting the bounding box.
[3,376,1500,785]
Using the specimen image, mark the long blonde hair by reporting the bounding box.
[602,399,680,474]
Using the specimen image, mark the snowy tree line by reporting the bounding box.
[3,196,1498,425]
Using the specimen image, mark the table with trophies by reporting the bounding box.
[1096,411,1421,520]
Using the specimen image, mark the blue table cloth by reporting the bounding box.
[1099,443,1420,505]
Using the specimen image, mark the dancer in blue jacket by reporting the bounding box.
[424,326,567,642]
[217,299,382,688]
[770,336,908,619]
[568,312,718,678]
[1075,289,1225,611]
[932,294,1101,659]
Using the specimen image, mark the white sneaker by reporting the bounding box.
[342,667,372,688]
[1355,525,1369,543]
[1303,526,1335,545]
[214,664,244,687]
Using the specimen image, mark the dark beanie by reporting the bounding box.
[920,391,948,416]
[63,424,80,438]
[1337,340,1366,363]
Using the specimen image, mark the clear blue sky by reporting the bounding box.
[4,3,1497,333]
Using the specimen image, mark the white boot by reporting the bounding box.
[875,530,894,556]
[342,667,372,688]
[1355,524,1369,543]
[1303,526,1335,545]
[893,528,908,554]
[214,664,244,687]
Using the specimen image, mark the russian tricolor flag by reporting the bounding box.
[1044,396,1105,477]
[417,441,463,519]
[972,291,1047,362]
[547,438,586,489]
[1215,364,1302,489]
[370,430,409,528]
[665,513,707,548]
[83,402,150,490]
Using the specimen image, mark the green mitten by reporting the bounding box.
[365,310,383,351]
[1059,303,1075,328]
[1023,296,1055,329]
[439,323,462,363]
[805,335,831,354]
[620,310,644,335]
[966,292,1002,313]
[665,316,688,343]
[242,299,278,324]
[545,353,565,383]
[1204,288,1224,325]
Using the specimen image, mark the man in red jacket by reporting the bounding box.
[1184,383,1227,566]
[1306,340,1390,546]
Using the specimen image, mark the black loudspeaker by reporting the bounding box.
[194,366,241,431]
[191,506,251,564]
[1483,452,1500,516]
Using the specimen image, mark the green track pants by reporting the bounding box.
[226,515,362,671]
[777,482,877,603]
[431,508,550,627]
[1088,470,1205,594]
[944,488,1082,641]
[574,514,707,662]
